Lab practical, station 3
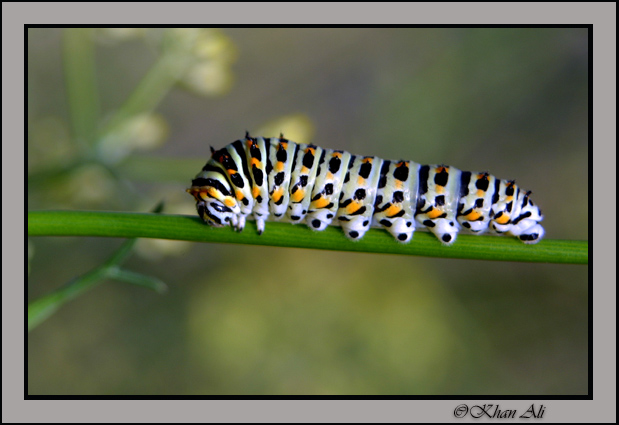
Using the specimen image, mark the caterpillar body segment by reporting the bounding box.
[372,160,420,243]
[188,134,545,245]
[266,138,296,221]
[414,165,461,244]
[286,143,323,225]
[307,149,352,232]
[336,155,383,241]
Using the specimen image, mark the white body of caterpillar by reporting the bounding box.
[187,134,544,245]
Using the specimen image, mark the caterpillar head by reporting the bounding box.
[197,198,236,227]
[186,184,239,228]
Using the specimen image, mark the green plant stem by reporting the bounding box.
[107,268,168,293]
[28,261,108,331]
[63,28,100,150]
[28,210,588,264]
[27,237,166,332]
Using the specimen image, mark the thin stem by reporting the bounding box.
[28,210,588,264]
[28,263,108,331]
[107,268,168,293]
[63,28,100,150]
[27,238,168,331]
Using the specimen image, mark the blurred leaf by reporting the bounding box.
[180,60,235,96]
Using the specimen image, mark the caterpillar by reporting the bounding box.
[187,133,544,245]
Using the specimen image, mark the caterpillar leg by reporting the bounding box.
[306,210,332,231]
[460,220,489,234]
[425,218,459,245]
[287,203,307,224]
[255,216,266,235]
[232,215,246,232]
[509,220,545,244]
[339,216,371,241]
[518,225,544,243]
[374,217,414,243]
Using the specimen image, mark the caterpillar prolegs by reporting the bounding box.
[187,133,544,245]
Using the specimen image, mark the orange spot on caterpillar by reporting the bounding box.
[345,201,362,215]
[426,207,443,219]
[291,188,305,202]
[495,212,510,224]
[311,196,330,209]
[272,188,284,203]
[385,204,401,217]
[207,188,219,199]
[465,210,481,221]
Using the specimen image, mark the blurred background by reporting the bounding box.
[28,28,588,395]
